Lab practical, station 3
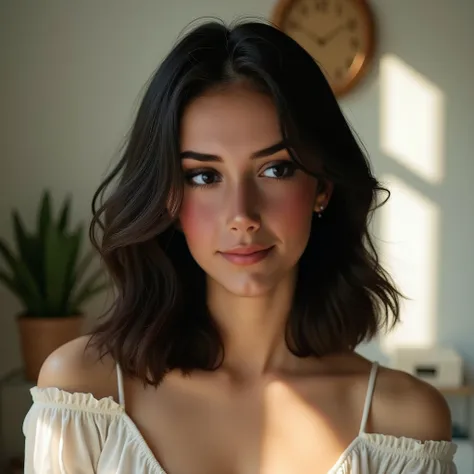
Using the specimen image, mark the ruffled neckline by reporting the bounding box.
[30,386,124,414]
[360,432,456,458]
[327,433,457,473]
[30,386,458,473]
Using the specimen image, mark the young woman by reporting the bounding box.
[23,20,457,474]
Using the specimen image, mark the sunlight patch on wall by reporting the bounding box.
[378,175,440,353]
[380,54,445,184]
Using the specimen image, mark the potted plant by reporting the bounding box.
[0,191,107,382]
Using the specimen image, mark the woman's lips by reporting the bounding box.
[219,246,274,265]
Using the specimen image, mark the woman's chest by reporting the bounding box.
[125,376,363,474]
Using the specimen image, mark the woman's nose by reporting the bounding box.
[226,181,261,234]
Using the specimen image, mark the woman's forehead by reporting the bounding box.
[180,84,282,152]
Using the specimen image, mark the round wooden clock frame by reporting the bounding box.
[271,0,377,97]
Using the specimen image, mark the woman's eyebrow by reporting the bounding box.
[180,141,288,162]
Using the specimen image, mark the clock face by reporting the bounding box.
[272,0,375,96]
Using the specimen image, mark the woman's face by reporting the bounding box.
[179,83,324,297]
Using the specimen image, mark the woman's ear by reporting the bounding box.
[314,180,334,213]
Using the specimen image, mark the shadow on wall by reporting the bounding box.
[354,1,474,378]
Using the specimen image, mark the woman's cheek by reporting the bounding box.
[269,183,316,235]
[179,194,217,249]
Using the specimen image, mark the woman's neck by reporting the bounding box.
[206,270,306,381]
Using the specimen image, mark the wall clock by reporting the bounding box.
[272,0,376,97]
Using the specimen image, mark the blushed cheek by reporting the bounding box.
[179,195,217,250]
[271,184,316,238]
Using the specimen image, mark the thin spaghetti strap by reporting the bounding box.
[359,361,379,435]
[116,362,126,408]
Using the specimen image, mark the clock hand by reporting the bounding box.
[319,23,347,45]
[297,25,325,46]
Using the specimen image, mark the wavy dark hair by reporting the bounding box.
[88,19,401,385]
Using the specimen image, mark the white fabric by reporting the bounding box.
[116,362,125,408]
[23,362,458,473]
[358,361,378,435]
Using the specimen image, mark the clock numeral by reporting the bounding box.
[350,37,359,49]
[315,0,329,11]
[335,0,344,16]
[299,3,309,15]
[287,19,299,30]
[347,18,357,31]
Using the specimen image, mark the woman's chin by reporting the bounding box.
[216,274,282,298]
[227,285,272,298]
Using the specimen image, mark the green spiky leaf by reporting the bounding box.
[0,270,21,299]
[0,191,107,317]
[13,211,44,295]
[58,195,71,232]
[0,239,17,273]
[38,191,52,243]
[61,226,83,310]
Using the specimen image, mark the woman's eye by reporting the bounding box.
[262,162,296,179]
[186,171,219,187]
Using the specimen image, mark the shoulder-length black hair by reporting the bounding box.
[88,19,401,385]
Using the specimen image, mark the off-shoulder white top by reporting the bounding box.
[22,362,458,473]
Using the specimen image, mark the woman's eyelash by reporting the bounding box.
[183,160,297,188]
[261,161,297,179]
[184,169,220,188]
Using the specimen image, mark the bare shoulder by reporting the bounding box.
[371,366,452,442]
[37,335,119,401]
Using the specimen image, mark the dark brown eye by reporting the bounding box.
[186,170,220,187]
[262,162,297,179]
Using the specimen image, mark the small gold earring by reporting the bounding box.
[318,205,325,218]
